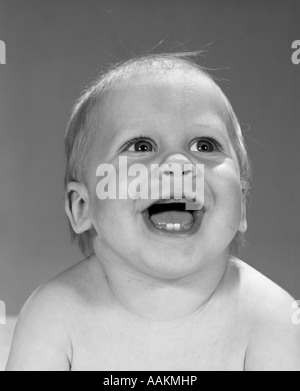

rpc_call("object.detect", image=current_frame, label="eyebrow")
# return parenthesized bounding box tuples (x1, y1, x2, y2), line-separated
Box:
(188, 119, 230, 142)
(110, 116, 230, 147)
(113, 120, 153, 135)
(109, 120, 158, 146)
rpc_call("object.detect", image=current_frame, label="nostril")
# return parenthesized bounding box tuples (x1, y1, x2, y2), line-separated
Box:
(163, 171, 174, 176)
(183, 168, 193, 176)
(159, 159, 196, 177)
(161, 167, 192, 176)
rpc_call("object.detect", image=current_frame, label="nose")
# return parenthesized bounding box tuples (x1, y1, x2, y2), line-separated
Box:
(160, 153, 195, 176)
(149, 153, 204, 210)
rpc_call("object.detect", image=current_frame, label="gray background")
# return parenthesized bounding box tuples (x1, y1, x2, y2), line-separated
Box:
(0, 0, 299, 315)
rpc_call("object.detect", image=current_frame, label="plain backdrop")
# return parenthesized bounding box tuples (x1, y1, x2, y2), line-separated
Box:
(0, 0, 299, 315)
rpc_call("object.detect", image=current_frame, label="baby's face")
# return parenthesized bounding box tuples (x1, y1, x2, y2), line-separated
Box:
(86, 69, 246, 278)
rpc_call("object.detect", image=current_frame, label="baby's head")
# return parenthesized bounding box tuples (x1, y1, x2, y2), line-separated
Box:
(64, 52, 251, 276)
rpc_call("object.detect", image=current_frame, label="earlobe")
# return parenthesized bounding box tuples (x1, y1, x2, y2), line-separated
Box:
(65, 182, 93, 234)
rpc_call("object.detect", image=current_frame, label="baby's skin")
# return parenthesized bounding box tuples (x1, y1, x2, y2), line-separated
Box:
(6, 67, 300, 371)
(6, 257, 300, 371)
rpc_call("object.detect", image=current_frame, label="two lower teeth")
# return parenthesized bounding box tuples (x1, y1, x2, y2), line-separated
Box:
(151, 221, 192, 231)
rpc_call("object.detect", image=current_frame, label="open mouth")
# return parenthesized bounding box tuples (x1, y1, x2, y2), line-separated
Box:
(142, 199, 205, 235)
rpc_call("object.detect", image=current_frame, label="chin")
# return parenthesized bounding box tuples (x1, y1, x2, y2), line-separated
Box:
(132, 247, 206, 280)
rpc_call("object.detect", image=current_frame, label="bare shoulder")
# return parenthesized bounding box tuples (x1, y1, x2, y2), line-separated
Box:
(17, 256, 101, 327)
(6, 256, 105, 371)
(231, 257, 300, 371)
(231, 257, 297, 317)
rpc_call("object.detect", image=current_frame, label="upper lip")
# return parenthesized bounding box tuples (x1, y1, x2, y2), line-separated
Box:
(141, 192, 204, 213)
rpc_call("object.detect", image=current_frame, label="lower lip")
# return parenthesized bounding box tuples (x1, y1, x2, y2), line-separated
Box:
(142, 209, 204, 238)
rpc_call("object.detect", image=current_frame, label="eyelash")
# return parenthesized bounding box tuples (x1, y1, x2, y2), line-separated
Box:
(189, 136, 223, 152)
(119, 136, 156, 152)
(119, 135, 223, 153)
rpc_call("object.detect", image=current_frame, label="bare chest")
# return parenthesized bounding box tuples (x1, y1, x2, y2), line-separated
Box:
(70, 310, 247, 371)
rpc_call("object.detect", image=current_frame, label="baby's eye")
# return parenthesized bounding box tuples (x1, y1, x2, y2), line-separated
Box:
(121, 137, 156, 153)
(189, 137, 222, 153)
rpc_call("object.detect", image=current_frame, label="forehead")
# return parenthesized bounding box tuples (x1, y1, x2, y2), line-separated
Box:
(99, 68, 227, 127)
(89, 68, 232, 165)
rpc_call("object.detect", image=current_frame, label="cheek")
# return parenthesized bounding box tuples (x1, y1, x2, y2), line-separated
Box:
(90, 194, 137, 238)
(209, 163, 242, 211)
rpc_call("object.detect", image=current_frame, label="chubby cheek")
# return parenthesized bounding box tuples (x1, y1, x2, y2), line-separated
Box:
(209, 163, 242, 227)
(90, 193, 137, 242)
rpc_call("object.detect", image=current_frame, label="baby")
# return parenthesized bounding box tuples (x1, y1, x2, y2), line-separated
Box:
(6, 53, 300, 371)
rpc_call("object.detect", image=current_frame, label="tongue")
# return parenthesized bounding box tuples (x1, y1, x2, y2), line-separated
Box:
(150, 211, 194, 225)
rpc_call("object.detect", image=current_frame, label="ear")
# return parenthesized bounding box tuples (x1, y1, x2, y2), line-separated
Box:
(65, 182, 93, 234)
(238, 182, 247, 233)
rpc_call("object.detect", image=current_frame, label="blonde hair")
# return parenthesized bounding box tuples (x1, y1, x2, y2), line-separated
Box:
(64, 52, 252, 256)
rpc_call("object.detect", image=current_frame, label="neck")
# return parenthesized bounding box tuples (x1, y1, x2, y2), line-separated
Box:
(98, 254, 229, 322)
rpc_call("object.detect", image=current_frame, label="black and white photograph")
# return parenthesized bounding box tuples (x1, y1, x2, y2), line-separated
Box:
(0, 0, 300, 373)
